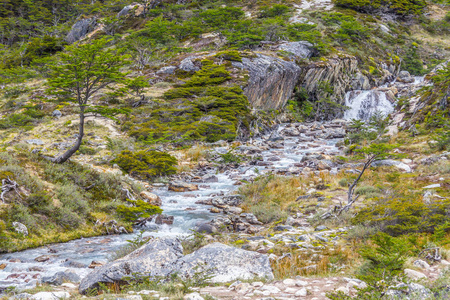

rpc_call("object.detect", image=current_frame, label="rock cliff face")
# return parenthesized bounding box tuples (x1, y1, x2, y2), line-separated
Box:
(298, 55, 358, 104)
(66, 18, 97, 44)
(232, 54, 301, 110)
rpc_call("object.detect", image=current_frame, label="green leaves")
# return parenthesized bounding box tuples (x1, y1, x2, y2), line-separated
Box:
(117, 199, 162, 222)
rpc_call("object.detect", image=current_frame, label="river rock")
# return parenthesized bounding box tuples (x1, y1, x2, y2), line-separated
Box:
(175, 243, 274, 282)
(212, 195, 243, 207)
(196, 223, 217, 234)
(240, 213, 263, 225)
(66, 18, 97, 44)
(34, 255, 50, 262)
(397, 70, 414, 83)
(154, 214, 174, 225)
(42, 271, 81, 285)
(140, 191, 162, 206)
(88, 260, 105, 268)
(168, 181, 199, 192)
(79, 238, 183, 294)
(277, 41, 316, 60)
(30, 292, 70, 300)
(201, 175, 219, 183)
(12, 222, 28, 236)
(232, 54, 301, 110)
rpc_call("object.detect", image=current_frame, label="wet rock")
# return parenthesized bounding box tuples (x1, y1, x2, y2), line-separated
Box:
(155, 214, 174, 225)
(42, 271, 81, 285)
(168, 181, 199, 192)
(277, 41, 316, 60)
(196, 223, 217, 234)
(212, 195, 243, 207)
(224, 206, 243, 215)
(175, 243, 274, 283)
(202, 175, 219, 183)
(0, 263, 6, 270)
(88, 260, 106, 269)
(397, 70, 414, 83)
(232, 54, 301, 110)
(28, 266, 44, 272)
(62, 260, 87, 268)
(140, 191, 162, 206)
(12, 222, 28, 236)
(30, 291, 70, 300)
(66, 18, 97, 44)
(79, 238, 183, 294)
(34, 255, 50, 262)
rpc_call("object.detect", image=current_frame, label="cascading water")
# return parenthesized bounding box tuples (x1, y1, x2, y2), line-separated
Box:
(343, 90, 395, 121)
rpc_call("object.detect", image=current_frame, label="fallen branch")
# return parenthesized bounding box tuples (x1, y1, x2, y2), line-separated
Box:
(1, 177, 22, 203)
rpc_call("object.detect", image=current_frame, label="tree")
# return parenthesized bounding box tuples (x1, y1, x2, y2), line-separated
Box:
(337, 143, 397, 214)
(47, 38, 128, 163)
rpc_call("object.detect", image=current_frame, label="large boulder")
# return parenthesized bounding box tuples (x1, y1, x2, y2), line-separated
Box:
(79, 238, 183, 294)
(372, 159, 411, 173)
(168, 181, 199, 192)
(66, 18, 97, 44)
(42, 271, 80, 285)
(117, 4, 145, 18)
(175, 243, 273, 283)
(232, 54, 301, 110)
(277, 41, 316, 60)
(140, 191, 162, 206)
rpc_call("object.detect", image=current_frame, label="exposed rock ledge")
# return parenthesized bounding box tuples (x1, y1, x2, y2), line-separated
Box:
(79, 238, 273, 294)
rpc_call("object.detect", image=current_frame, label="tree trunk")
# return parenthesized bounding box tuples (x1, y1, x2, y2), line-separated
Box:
(52, 110, 85, 164)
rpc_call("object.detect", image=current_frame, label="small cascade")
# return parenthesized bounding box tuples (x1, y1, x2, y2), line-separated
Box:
(344, 90, 395, 121)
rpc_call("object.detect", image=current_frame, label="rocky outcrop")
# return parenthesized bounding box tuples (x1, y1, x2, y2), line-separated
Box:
(297, 55, 358, 105)
(175, 243, 274, 283)
(277, 41, 316, 60)
(232, 54, 301, 110)
(79, 238, 183, 294)
(79, 238, 273, 294)
(117, 4, 145, 18)
(66, 18, 97, 44)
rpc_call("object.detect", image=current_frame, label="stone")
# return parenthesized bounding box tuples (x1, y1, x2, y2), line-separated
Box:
(295, 288, 308, 297)
(66, 18, 97, 44)
(179, 57, 200, 72)
(88, 260, 105, 268)
(156, 66, 177, 75)
(285, 287, 298, 293)
(224, 206, 243, 215)
(62, 259, 87, 268)
(140, 191, 162, 206)
(30, 292, 70, 300)
(79, 238, 183, 294)
(25, 139, 44, 146)
(175, 243, 274, 283)
(0, 263, 6, 270)
(315, 225, 327, 231)
(423, 184, 441, 189)
(404, 268, 427, 280)
(42, 271, 81, 285)
(282, 279, 297, 286)
(183, 293, 204, 300)
(61, 283, 77, 289)
(196, 223, 217, 234)
(154, 214, 174, 225)
(371, 159, 411, 173)
(12, 222, 28, 236)
(277, 41, 316, 60)
(260, 285, 281, 294)
(232, 54, 301, 110)
(52, 110, 62, 118)
(168, 181, 199, 192)
(212, 195, 243, 207)
(295, 280, 308, 286)
(240, 213, 263, 225)
(34, 255, 50, 262)
(413, 259, 430, 269)
(117, 4, 145, 18)
(273, 225, 294, 232)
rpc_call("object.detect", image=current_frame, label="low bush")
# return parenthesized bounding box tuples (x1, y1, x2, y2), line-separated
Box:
(113, 150, 177, 179)
(117, 199, 162, 222)
(333, 0, 427, 16)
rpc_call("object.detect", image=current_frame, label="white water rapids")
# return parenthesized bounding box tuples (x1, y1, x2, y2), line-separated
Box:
(0, 124, 343, 292)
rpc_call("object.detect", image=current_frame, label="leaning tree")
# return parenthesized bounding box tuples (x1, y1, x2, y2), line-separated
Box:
(47, 38, 128, 163)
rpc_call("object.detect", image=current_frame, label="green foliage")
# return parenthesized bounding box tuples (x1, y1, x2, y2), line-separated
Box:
(117, 199, 162, 222)
(126, 76, 150, 97)
(333, 0, 427, 16)
(113, 150, 177, 179)
(0, 107, 45, 130)
(258, 5, 290, 18)
(345, 113, 389, 145)
(402, 44, 425, 75)
(353, 195, 450, 236)
(127, 60, 251, 144)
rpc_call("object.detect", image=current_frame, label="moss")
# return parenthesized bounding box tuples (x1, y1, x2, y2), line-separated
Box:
(215, 50, 242, 62)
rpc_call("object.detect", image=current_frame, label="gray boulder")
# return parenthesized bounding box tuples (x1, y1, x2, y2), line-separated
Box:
(372, 159, 411, 173)
(212, 195, 243, 207)
(79, 238, 183, 294)
(175, 243, 274, 283)
(277, 41, 315, 60)
(66, 18, 97, 44)
(117, 4, 145, 18)
(12, 222, 28, 236)
(179, 57, 200, 72)
(42, 271, 80, 285)
(52, 110, 62, 118)
(26, 139, 44, 146)
(157, 66, 177, 75)
(232, 54, 301, 110)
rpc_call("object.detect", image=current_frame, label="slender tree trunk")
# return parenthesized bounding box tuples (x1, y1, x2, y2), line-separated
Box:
(53, 109, 85, 164)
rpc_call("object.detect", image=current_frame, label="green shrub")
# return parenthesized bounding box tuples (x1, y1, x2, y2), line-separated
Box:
(113, 150, 177, 179)
(333, 0, 426, 16)
(258, 5, 290, 18)
(117, 199, 162, 222)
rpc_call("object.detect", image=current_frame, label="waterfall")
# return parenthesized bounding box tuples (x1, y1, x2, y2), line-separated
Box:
(344, 90, 395, 121)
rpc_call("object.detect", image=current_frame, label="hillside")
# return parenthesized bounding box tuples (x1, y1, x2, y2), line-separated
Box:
(0, 0, 449, 299)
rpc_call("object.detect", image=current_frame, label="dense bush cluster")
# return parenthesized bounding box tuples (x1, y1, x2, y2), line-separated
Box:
(333, 0, 427, 16)
(125, 59, 252, 144)
(113, 150, 178, 179)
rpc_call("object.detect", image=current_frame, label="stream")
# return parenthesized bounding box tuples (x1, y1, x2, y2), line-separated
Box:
(0, 75, 425, 291)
